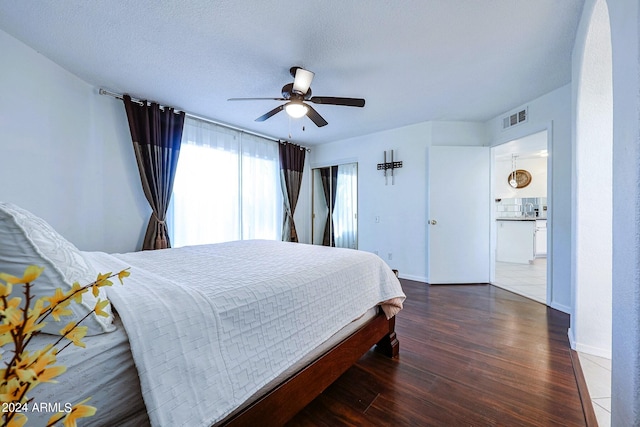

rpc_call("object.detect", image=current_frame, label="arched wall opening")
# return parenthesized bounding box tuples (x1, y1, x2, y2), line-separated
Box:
(571, 0, 613, 357)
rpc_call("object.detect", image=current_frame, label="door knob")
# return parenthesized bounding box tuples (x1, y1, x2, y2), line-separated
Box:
(429, 219, 437, 225)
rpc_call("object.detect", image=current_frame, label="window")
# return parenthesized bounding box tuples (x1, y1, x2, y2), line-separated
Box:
(169, 118, 282, 247)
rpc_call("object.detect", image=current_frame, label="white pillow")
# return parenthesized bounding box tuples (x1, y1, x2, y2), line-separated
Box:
(0, 202, 115, 336)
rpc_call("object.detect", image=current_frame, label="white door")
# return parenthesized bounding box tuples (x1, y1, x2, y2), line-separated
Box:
(427, 146, 491, 284)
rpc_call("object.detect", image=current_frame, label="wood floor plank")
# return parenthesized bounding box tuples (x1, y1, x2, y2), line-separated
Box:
(287, 280, 586, 427)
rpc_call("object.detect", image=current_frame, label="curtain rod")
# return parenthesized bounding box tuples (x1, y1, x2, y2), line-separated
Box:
(99, 88, 310, 151)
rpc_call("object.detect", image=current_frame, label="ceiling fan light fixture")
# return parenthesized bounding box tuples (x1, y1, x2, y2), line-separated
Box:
(285, 102, 308, 118)
(292, 68, 315, 94)
(229, 66, 364, 127)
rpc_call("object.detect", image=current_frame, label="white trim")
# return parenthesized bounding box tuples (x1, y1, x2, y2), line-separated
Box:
(489, 121, 554, 307)
(569, 327, 612, 358)
(568, 327, 576, 350)
(551, 301, 571, 315)
(310, 157, 359, 169)
(575, 343, 612, 360)
(398, 273, 428, 283)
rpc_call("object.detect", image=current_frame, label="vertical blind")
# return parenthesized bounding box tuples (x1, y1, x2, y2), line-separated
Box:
(168, 117, 282, 247)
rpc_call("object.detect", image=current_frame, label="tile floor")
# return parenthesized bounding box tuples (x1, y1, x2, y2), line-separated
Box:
(493, 258, 547, 304)
(493, 259, 612, 426)
(578, 352, 612, 427)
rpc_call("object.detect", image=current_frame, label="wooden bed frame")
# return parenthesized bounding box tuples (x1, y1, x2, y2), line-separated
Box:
(221, 309, 399, 426)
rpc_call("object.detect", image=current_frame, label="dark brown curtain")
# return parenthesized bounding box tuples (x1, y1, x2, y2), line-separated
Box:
(321, 166, 338, 246)
(279, 142, 306, 242)
(123, 95, 185, 250)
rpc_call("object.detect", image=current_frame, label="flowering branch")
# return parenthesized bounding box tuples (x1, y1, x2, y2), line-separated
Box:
(0, 266, 129, 427)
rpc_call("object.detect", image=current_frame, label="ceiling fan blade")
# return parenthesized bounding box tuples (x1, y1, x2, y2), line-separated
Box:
(255, 105, 284, 122)
(228, 97, 286, 101)
(309, 97, 365, 107)
(292, 67, 314, 95)
(305, 105, 328, 127)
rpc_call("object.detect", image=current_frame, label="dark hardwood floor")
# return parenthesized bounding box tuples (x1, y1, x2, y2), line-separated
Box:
(287, 279, 586, 426)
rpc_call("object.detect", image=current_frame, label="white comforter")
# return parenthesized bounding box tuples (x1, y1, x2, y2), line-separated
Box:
(87, 240, 405, 427)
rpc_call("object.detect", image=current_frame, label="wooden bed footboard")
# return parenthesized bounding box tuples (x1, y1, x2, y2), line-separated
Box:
(220, 310, 399, 427)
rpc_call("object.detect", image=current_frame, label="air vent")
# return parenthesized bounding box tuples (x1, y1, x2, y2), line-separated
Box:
(502, 107, 528, 130)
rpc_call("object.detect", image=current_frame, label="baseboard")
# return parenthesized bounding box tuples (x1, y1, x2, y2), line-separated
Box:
(574, 343, 612, 360)
(570, 350, 599, 427)
(550, 300, 571, 314)
(397, 273, 427, 283)
(568, 327, 577, 350)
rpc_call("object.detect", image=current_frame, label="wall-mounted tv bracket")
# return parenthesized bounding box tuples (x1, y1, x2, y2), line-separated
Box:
(377, 149, 403, 185)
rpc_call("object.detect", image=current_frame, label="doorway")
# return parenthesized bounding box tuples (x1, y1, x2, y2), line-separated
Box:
(491, 130, 549, 304)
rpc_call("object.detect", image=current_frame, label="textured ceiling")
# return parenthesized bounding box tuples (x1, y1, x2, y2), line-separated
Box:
(0, 0, 584, 145)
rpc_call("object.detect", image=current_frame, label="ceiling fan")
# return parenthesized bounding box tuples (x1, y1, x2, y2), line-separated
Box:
(228, 66, 365, 127)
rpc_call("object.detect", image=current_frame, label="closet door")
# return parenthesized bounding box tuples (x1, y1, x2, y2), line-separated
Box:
(312, 163, 358, 248)
(333, 163, 358, 249)
(312, 167, 330, 245)
(427, 146, 490, 284)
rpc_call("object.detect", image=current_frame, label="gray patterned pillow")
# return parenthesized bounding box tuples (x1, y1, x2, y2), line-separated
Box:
(0, 202, 114, 335)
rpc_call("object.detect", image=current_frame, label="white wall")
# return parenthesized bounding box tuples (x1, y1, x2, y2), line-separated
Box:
(571, 0, 613, 359)
(606, 0, 640, 425)
(486, 84, 573, 312)
(308, 121, 486, 282)
(0, 30, 148, 252)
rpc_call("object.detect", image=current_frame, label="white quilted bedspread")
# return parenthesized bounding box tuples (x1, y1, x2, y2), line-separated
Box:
(86, 240, 405, 427)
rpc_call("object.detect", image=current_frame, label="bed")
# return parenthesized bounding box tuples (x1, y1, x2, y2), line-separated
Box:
(0, 202, 405, 426)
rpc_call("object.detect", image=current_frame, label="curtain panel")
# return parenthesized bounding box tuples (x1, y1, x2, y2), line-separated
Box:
(123, 95, 185, 250)
(321, 167, 338, 246)
(279, 142, 306, 242)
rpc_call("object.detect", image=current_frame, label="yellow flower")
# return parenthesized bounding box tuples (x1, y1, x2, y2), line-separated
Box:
(0, 378, 22, 400)
(21, 312, 46, 337)
(0, 265, 44, 284)
(15, 367, 37, 383)
(46, 288, 67, 307)
(62, 398, 96, 427)
(67, 282, 86, 304)
(29, 298, 45, 318)
(117, 269, 130, 284)
(47, 412, 65, 427)
(14, 349, 39, 369)
(59, 323, 87, 348)
(0, 327, 13, 343)
(36, 364, 66, 383)
(46, 288, 73, 321)
(31, 345, 66, 383)
(50, 305, 73, 322)
(3, 297, 23, 326)
(92, 271, 114, 297)
(95, 272, 113, 287)
(94, 299, 110, 318)
(6, 413, 27, 427)
(0, 281, 12, 298)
